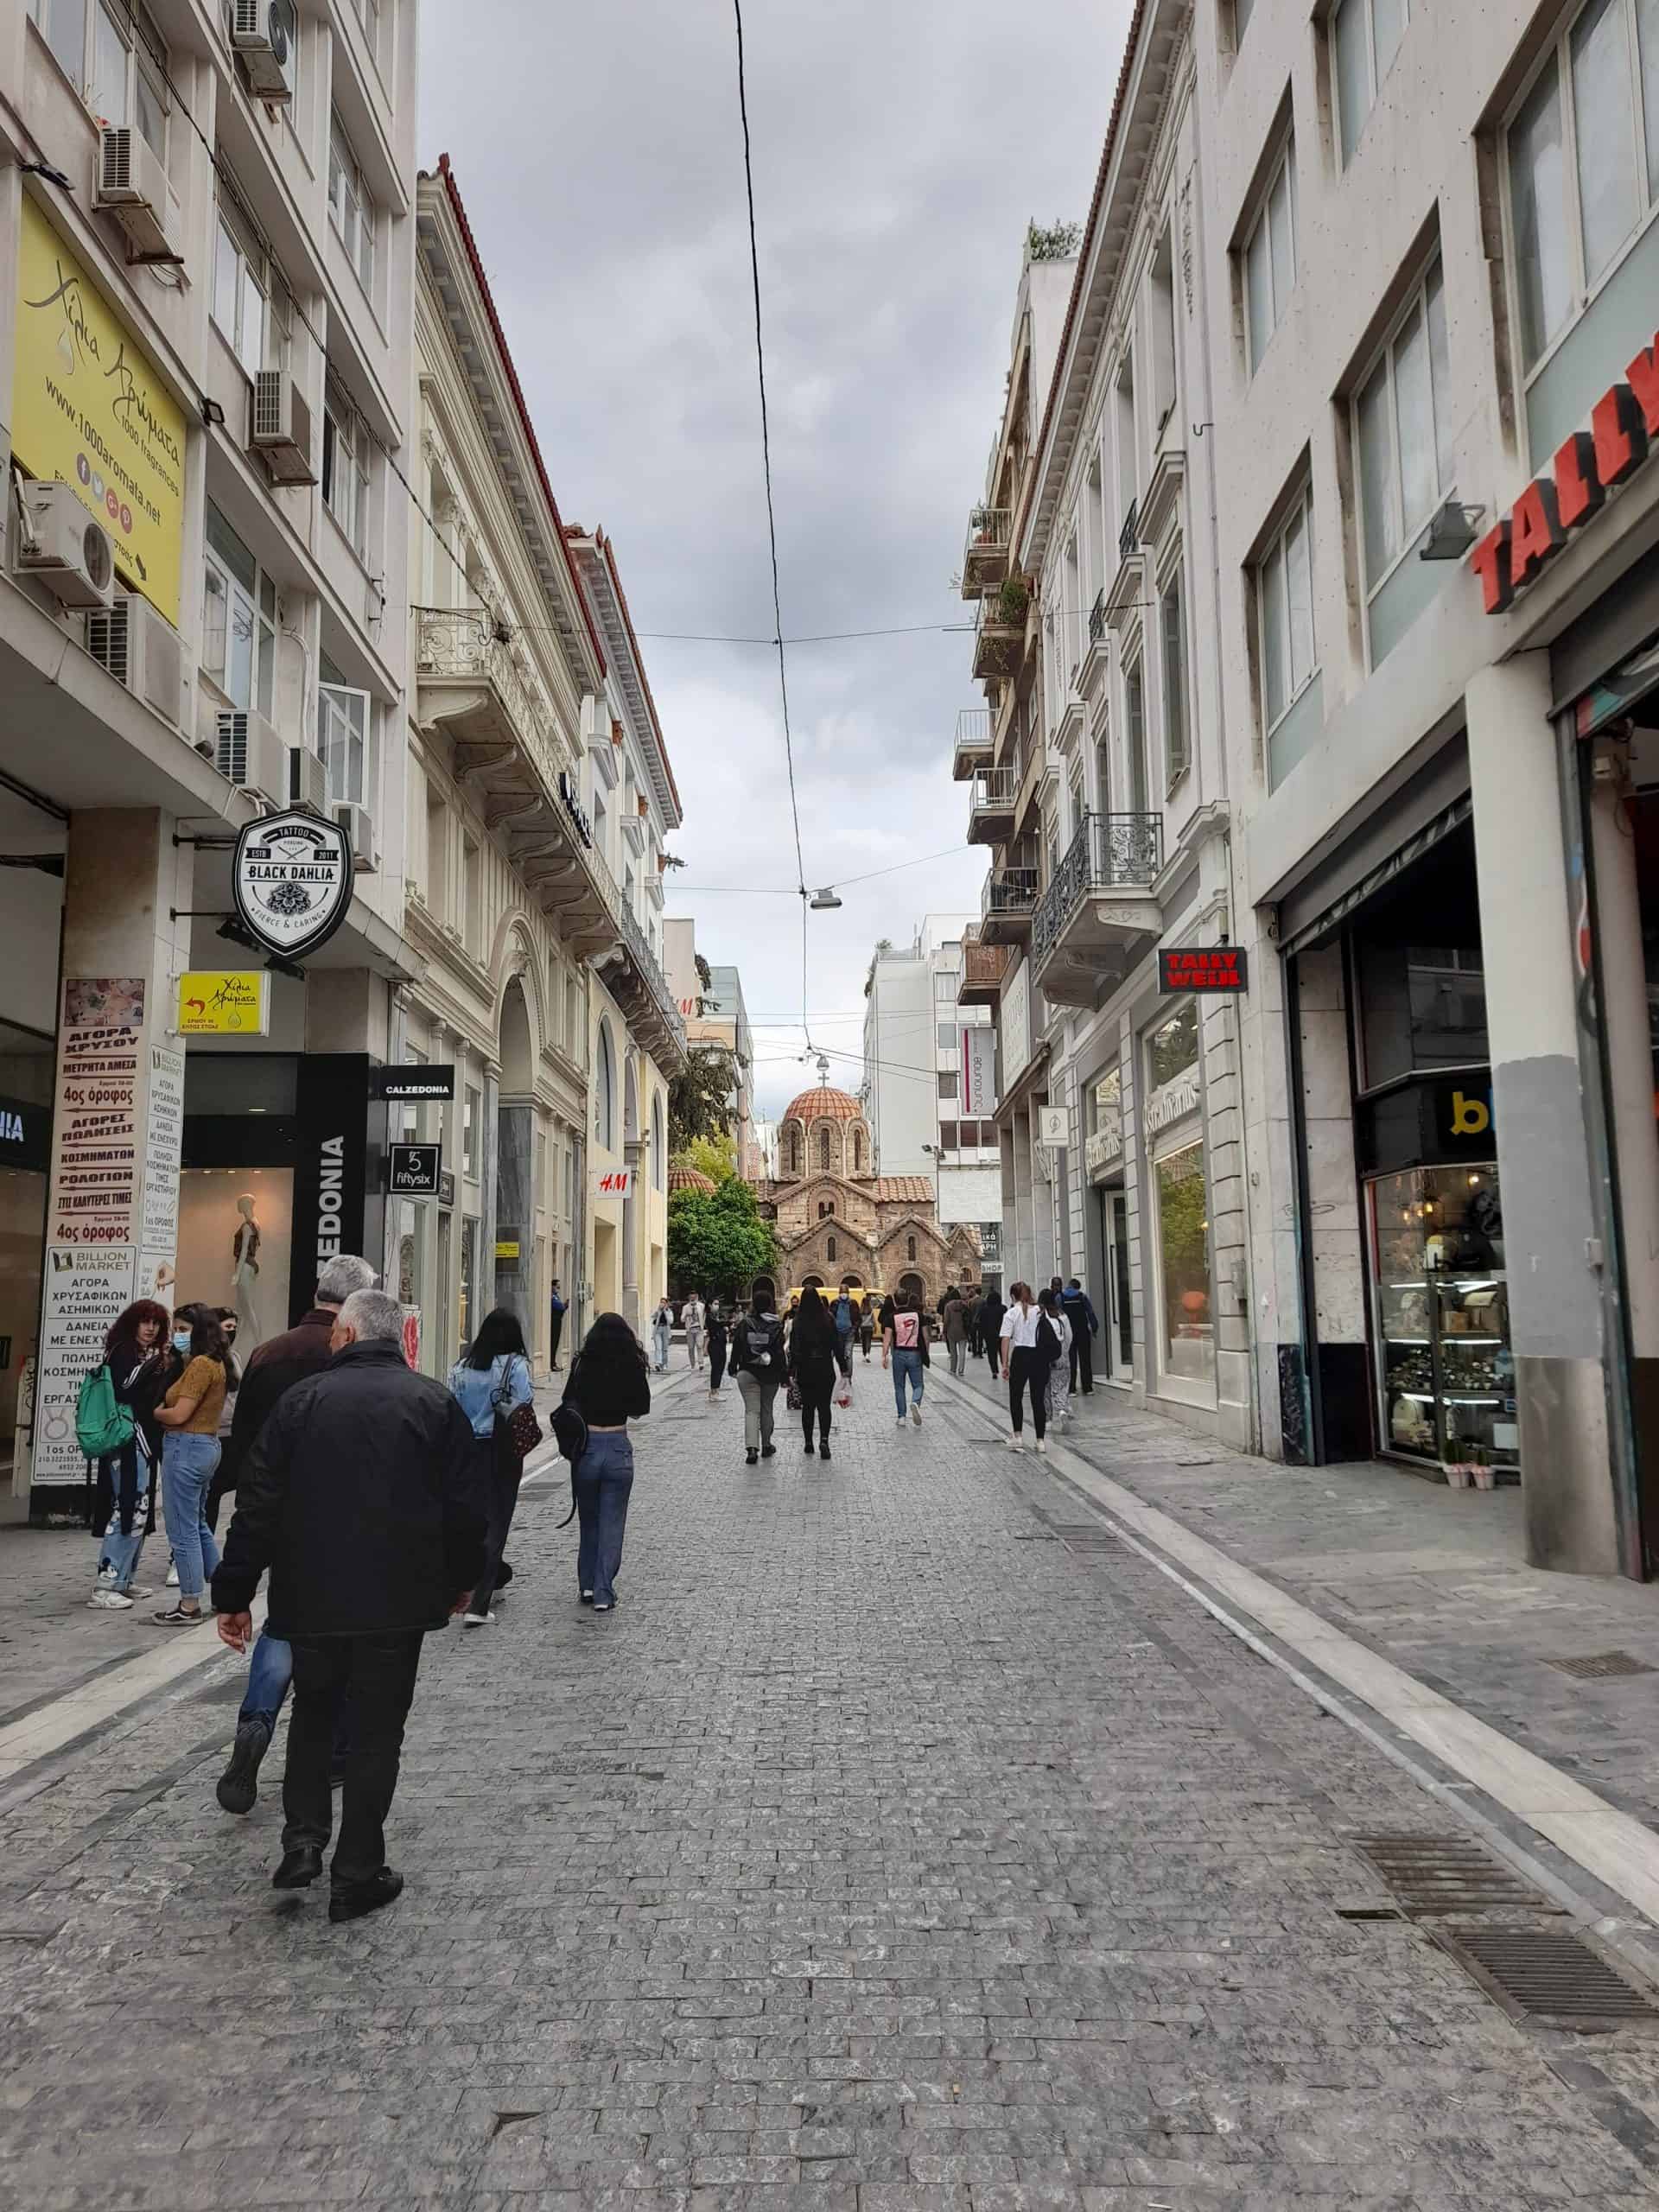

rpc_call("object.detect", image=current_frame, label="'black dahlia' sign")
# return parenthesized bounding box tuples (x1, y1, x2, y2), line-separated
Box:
(232, 809, 353, 961)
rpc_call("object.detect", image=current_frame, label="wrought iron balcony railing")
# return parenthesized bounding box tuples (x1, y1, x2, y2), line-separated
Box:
(1117, 499, 1139, 564)
(1032, 810, 1163, 969)
(1088, 589, 1106, 648)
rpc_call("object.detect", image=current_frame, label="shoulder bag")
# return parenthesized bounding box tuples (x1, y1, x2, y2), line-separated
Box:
(493, 1354, 544, 1460)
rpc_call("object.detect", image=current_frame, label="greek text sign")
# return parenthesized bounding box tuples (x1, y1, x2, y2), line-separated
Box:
(177, 971, 270, 1034)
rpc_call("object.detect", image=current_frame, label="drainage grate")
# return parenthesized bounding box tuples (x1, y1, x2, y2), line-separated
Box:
(1546, 1649, 1659, 1681)
(1350, 1834, 1552, 1917)
(1335, 1905, 1404, 1923)
(1433, 1926, 1659, 2031)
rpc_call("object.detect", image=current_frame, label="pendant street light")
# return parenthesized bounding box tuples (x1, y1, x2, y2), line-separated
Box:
(810, 887, 842, 910)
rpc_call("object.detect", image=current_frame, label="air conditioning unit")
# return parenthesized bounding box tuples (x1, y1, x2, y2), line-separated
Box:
(287, 744, 328, 814)
(93, 129, 180, 263)
(215, 709, 287, 804)
(230, 0, 295, 100)
(251, 371, 315, 486)
(334, 803, 378, 874)
(86, 592, 184, 725)
(17, 484, 114, 609)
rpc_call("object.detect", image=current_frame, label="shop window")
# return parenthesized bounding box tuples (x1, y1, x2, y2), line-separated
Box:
(1256, 484, 1318, 738)
(328, 111, 377, 299)
(322, 373, 372, 561)
(1508, 0, 1659, 375)
(1333, 0, 1409, 166)
(1243, 132, 1297, 374)
(1354, 258, 1452, 663)
(1153, 1141, 1214, 1395)
(1147, 999, 1199, 1090)
(1160, 567, 1191, 787)
(202, 503, 276, 720)
(1371, 1166, 1512, 1471)
(319, 653, 373, 810)
(32, 0, 169, 154)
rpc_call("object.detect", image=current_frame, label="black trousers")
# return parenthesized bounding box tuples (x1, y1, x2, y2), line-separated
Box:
(549, 1310, 564, 1367)
(470, 1427, 524, 1617)
(798, 1362, 836, 1445)
(1069, 1327, 1094, 1395)
(708, 1336, 728, 1390)
(283, 1630, 425, 1885)
(983, 1334, 1001, 1373)
(1008, 1347, 1047, 1439)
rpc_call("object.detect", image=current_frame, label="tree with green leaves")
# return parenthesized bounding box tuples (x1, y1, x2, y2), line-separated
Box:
(668, 1176, 777, 1300)
(674, 1131, 737, 1185)
(669, 1044, 739, 1149)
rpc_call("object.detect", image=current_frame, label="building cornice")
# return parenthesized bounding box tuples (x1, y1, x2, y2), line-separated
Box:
(564, 528, 683, 830)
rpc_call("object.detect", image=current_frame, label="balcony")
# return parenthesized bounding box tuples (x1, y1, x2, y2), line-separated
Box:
(1031, 810, 1164, 1007)
(961, 505, 1012, 597)
(595, 900, 689, 1071)
(953, 707, 993, 779)
(980, 865, 1039, 944)
(967, 766, 1017, 844)
(972, 586, 1027, 682)
(1117, 499, 1140, 563)
(958, 931, 1010, 1006)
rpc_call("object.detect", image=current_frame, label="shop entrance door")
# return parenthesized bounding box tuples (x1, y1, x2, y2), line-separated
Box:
(1369, 1162, 1516, 1476)
(1100, 1184, 1133, 1384)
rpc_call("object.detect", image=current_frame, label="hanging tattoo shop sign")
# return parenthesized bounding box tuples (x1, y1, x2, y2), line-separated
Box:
(232, 809, 353, 960)
(1473, 335, 1659, 613)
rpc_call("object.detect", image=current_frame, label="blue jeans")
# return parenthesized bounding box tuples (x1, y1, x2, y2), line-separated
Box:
(161, 1433, 222, 1601)
(99, 1456, 151, 1592)
(575, 1431, 634, 1605)
(892, 1348, 925, 1415)
(240, 1631, 293, 1734)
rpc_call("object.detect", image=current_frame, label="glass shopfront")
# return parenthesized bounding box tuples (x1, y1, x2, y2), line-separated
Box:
(1370, 1163, 1514, 1473)
(1084, 1059, 1133, 1385)
(1143, 1001, 1214, 1402)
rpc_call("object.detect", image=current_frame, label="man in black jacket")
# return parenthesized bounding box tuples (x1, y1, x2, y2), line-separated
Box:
(213, 1288, 485, 1923)
(1060, 1278, 1099, 1396)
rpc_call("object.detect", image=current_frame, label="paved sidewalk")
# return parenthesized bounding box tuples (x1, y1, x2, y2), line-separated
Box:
(2, 1358, 1659, 2204)
(947, 1356, 1659, 1833)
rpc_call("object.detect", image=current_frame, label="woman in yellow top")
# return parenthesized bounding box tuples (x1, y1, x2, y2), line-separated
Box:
(150, 1303, 232, 1626)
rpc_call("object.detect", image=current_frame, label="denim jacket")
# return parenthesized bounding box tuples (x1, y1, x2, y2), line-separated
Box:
(448, 1352, 532, 1440)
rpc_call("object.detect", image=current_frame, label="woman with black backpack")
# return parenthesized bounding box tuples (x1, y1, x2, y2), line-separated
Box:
(731, 1292, 784, 1465)
(560, 1312, 651, 1611)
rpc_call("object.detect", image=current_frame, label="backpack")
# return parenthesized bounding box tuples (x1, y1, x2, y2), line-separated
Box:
(77, 1363, 134, 1460)
(1036, 1313, 1063, 1366)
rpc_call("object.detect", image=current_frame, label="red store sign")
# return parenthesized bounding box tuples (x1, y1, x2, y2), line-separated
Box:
(1473, 334, 1659, 613)
(1160, 946, 1248, 994)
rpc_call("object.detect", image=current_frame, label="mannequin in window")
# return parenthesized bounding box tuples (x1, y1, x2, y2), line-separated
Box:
(232, 1193, 261, 1341)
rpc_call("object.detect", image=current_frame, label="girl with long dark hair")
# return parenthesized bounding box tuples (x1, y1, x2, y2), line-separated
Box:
(448, 1306, 535, 1625)
(562, 1311, 650, 1611)
(89, 1300, 175, 1611)
(151, 1302, 233, 1624)
(789, 1286, 839, 1460)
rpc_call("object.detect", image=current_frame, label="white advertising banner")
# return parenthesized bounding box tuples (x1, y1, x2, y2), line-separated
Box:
(139, 1043, 184, 1302)
(961, 1025, 996, 1118)
(1001, 962, 1031, 1092)
(34, 1247, 137, 1483)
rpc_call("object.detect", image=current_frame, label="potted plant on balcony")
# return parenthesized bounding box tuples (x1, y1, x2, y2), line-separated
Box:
(969, 502, 995, 544)
(997, 574, 1030, 628)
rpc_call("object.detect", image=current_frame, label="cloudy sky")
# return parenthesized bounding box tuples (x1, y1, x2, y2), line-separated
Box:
(419, 1, 1128, 1117)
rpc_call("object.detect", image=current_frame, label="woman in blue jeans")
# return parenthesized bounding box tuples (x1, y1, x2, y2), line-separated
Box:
(562, 1313, 651, 1612)
(151, 1304, 232, 1624)
(881, 1288, 930, 1426)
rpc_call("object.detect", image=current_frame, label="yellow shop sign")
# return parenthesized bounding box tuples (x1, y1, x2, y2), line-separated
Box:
(177, 972, 270, 1035)
(15, 196, 187, 623)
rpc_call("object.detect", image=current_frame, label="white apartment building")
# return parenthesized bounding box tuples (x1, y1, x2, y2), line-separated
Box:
(1, 0, 422, 1515)
(405, 159, 683, 1366)
(863, 918, 1001, 1274)
(965, 0, 1659, 1573)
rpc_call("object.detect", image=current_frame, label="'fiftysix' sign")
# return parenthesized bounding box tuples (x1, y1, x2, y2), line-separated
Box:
(1473, 330, 1659, 613)
(232, 808, 353, 960)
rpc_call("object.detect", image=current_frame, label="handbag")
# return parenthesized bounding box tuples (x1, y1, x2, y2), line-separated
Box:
(836, 1363, 853, 1411)
(785, 1373, 803, 1412)
(493, 1356, 544, 1460)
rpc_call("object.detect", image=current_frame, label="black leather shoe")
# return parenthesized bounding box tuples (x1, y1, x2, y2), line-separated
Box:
(217, 1719, 270, 1816)
(760, 1444, 776, 1458)
(819, 1441, 831, 1459)
(745, 1448, 758, 1465)
(329, 1868, 404, 1923)
(272, 1845, 323, 1889)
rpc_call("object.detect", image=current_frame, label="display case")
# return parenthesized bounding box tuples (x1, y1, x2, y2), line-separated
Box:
(1369, 1164, 1517, 1478)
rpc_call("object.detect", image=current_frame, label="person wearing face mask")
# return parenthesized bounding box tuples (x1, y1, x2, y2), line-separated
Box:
(87, 1300, 175, 1610)
(213, 1288, 484, 1923)
(149, 1305, 232, 1625)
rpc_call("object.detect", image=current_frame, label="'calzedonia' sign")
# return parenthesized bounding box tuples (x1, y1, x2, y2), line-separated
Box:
(1473, 334, 1659, 613)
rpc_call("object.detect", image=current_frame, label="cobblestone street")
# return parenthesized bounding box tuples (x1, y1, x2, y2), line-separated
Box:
(4, 1364, 1659, 2209)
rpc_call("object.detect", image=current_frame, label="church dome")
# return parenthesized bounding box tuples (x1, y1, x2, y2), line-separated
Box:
(783, 1084, 862, 1125)
(668, 1164, 716, 1195)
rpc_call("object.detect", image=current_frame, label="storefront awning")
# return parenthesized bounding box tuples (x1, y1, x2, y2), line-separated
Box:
(1279, 797, 1471, 963)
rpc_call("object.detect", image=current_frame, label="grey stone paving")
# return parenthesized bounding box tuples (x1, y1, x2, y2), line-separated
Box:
(2, 1363, 1658, 2207)
(948, 1359, 1659, 1833)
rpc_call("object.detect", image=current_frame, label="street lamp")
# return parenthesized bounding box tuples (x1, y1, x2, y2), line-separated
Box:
(810, 887, 842, 910)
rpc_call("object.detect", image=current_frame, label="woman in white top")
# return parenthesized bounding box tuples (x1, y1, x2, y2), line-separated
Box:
(999, 1281, 1054, 1453)
(1039, 1285, 1073, 1432)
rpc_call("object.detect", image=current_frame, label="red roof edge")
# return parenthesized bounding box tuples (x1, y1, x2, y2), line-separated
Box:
(432, 156, 606, 681)
(595, 528, 683, 824)
(1012, 0, 1147, 563)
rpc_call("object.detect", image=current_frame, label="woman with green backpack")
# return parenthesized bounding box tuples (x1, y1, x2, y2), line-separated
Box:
(86, 1300, 175, 1611)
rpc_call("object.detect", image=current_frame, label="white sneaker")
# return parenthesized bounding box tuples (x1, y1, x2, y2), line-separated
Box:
(1007, 1434, 1027, 1452)
(1034, 1437, 1048, 1455)
(910, 1404, 923, 1427)
(89, 1587, 133, 1610)
(896, 1416, 906, 1427)
(462, 1611, 496, 1626)
(165, 1562, 179, 1588)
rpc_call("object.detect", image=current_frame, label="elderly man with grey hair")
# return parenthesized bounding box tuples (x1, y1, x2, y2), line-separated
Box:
(214, 1287, 484, 1923)
(211, 1254, 381, 1818)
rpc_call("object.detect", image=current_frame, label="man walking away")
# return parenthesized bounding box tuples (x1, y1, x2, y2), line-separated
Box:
(705, 1298, 728, 1401)
(944, 1286, 970, 1378)
(978, 1284, 1006, 1376)
(1061, 1277, 1098, 1395)
(830, 1287, 856, 1377)
(213, 1290, 483, 1923)
(213, 1254, 378, 1815)
(549, 1279, 568, 1371)
(683, 1293, 705, 1370)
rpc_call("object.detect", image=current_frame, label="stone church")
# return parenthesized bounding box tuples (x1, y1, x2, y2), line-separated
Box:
(753, 1081, 982, 1308)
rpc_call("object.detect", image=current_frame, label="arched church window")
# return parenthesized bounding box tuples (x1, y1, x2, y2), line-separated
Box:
(907, 1234, 918, 1262)
(819, 1128, 830, 1170)
(827, 1236, 837, 1262)
(852, 1128, 863, 1171)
